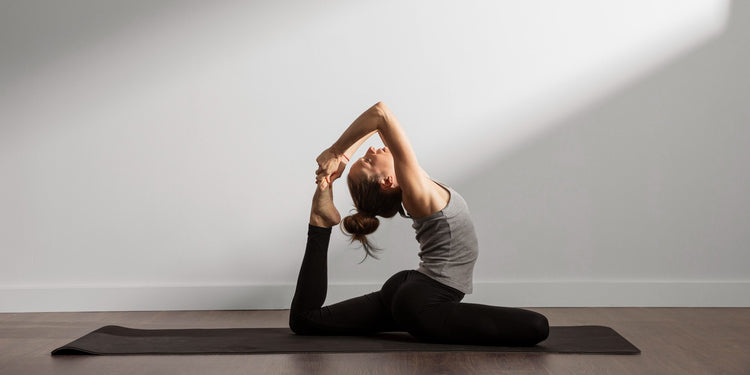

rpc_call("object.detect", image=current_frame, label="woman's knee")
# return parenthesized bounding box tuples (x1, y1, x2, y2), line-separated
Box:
(288, 311, 313, 335)
(524, 311, 550, 345)
(288, 310, 328, 336)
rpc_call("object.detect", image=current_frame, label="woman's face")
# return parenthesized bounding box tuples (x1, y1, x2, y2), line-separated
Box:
(349, 146, 395, 183)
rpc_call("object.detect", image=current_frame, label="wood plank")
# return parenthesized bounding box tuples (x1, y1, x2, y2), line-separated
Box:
(0, 308, 748, 375)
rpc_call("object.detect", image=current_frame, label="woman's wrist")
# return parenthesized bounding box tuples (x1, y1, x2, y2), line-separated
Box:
(330, 144, 348, 163)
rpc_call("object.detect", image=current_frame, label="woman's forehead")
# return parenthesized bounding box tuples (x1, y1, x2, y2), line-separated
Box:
(349, 163, 370, 179)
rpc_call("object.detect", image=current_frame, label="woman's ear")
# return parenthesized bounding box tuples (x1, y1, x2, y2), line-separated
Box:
(380, 175, 398, 191)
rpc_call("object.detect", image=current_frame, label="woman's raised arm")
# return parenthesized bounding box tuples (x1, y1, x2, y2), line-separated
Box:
(366, 102, 430, 204)
(315, 104, 382, 188)
(317, 102, 429, 199)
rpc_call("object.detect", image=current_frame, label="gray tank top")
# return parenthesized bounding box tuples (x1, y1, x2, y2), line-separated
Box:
(409, 181, 479, 294)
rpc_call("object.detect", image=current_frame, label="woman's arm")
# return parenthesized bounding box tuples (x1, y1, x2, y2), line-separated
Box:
(365, 102, 431, 203)
(315, 107, 381, 188)
(315, 129, 377, 189)
(322, 102, 433, 213)
(341, 129, 378, 161)
(329, 105, 382, 158)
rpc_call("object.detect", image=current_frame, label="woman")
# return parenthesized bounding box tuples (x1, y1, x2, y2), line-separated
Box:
(290, 102, 549, 346)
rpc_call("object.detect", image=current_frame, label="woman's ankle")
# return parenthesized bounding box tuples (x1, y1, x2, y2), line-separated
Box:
(309, 212, 339, 228)
(310, 185, 341, 227)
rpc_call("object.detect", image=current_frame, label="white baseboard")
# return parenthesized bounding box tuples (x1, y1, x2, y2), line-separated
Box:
(1, 280, 748, 312)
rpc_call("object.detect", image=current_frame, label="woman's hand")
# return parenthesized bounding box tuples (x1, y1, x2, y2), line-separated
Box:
(315, 146, 346, 189)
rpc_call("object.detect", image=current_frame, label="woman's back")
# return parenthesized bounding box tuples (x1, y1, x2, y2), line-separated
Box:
(410, 181, 479, 294)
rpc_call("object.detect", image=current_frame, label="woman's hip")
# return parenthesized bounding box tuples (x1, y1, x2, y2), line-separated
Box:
(380, 269, 464, 307)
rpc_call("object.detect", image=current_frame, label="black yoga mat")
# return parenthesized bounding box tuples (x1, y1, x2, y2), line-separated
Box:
(51, 325, 640, 355)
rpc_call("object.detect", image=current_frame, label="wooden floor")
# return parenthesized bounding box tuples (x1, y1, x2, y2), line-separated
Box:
(0, 307, 748, 375)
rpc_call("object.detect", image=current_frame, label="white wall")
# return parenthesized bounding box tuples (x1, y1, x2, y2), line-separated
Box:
(1, 0, 747, 312)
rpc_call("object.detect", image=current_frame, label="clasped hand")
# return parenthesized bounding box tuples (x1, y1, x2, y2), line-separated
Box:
(315, 146, 346, 190)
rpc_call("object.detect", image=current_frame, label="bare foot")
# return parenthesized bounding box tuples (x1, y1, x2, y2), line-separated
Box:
(310, 184, 341, 228)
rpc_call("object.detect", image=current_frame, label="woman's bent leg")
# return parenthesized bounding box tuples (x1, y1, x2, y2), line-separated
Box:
(389, 272, 549, 346)
(289, 225, 399, 335)
(438, 303, 549, 346)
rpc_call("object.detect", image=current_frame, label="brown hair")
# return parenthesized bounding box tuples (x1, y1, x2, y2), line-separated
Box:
(342, 173, 404, 261)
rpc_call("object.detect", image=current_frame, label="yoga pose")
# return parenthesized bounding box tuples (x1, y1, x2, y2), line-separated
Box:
(290, 102, 549, 346)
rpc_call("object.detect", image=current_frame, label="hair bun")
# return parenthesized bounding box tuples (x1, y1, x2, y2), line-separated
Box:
(342, 212, 379, 238)
(342, 212, 381, 261)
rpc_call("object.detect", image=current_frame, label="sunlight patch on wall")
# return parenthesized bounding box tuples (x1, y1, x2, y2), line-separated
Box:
(416, 0, 732, 180)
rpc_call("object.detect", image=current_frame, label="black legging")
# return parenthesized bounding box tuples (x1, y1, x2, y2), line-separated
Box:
(289, 225, 550, 346)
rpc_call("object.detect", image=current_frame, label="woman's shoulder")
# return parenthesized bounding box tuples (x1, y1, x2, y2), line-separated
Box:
(402, 178, 451, 219)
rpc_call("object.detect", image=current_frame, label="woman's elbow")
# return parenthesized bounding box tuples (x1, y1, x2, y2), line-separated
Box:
(370, 101, 392, 128)
(372, 101, 389, 116)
